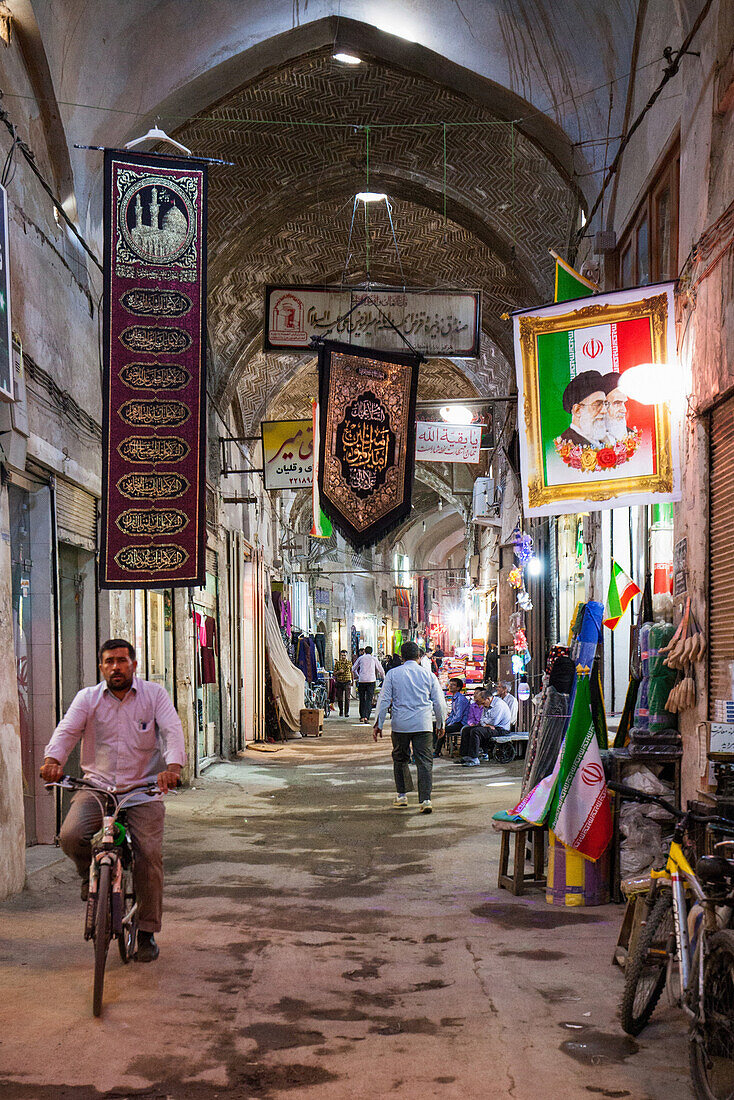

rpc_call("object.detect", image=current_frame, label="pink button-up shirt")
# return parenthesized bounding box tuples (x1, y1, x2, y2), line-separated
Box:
(45, 677, 186, 803)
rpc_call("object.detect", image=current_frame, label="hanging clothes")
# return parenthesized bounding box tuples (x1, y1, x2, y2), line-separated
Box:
(314, 632, 326, 666)
(200, 615, 218, 685)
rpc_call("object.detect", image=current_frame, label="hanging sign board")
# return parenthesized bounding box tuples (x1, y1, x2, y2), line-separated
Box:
(317, 340, 421, 549)
(265, 285, 480, 358)
(100, 150, 207, 588)
(415, 421, 481, 463)
(513, 283, 680, 518)
(262, 418, 313, 490)
(0, 184, 13, 402)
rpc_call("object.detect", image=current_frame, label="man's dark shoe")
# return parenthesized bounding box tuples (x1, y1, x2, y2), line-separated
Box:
(80, 879, 89, 902)
(136, 933, 159, 963)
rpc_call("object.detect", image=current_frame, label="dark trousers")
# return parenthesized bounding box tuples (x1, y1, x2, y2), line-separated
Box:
(459, 724, 500, 759)
(59, 791, 166, 933)
(392, 731, 433, 803)
(335, 681, 351, 716)
(434, 720, 462, 755)
(357, 681, 376, 719)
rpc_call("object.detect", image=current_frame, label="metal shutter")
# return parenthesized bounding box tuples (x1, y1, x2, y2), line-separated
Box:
(709, 396, 734, 717)
(206, 547, 218, 577)
(55, 479, 96, 551)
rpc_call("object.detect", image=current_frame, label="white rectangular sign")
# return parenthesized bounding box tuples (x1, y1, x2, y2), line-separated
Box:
(264, 285, 480, 358)
(415, 421, 481, 463)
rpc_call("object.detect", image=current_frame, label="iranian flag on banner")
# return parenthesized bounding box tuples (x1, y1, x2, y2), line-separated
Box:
(547, 672, 612, 861)
(310, 399, 333, 538)
(538, 315, 657, 482)
(604, 560, 640, 630)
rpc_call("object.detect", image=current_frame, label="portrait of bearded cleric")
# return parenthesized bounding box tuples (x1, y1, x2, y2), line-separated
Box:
(558, 371, 608, 448)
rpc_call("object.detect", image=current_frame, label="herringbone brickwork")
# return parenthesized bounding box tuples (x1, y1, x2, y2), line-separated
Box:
(174, 49, 575, 419)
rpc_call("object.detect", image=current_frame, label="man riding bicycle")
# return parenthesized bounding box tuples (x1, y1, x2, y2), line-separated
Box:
(39, 639, 185, 963)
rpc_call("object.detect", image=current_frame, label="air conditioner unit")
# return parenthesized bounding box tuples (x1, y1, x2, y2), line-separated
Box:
(473, 477, 501, 527)
(293, 534, 309, 555)
(469, 554, 480, 582)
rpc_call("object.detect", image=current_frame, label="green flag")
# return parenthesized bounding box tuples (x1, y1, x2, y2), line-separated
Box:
(552, 251, 599, 303)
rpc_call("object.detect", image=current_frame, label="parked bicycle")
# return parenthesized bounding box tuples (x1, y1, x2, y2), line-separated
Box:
(45, 775, 161, 1017)
(305, 681, 329, 712)
(610, 781, 734, 1099)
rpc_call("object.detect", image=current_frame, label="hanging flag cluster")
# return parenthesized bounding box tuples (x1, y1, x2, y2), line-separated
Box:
(603, 560, 640, 630)
(509, 526, 535, 674)
(100, 150, 207, 588)
(514, 667, 612, 861)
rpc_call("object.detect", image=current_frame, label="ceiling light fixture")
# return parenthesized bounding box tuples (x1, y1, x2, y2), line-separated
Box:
(355, 191, 388, 203)
(439, 405, 474, 424)
(333, 52, 362, 65)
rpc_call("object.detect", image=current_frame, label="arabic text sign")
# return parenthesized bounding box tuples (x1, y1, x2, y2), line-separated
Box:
(265, 285, 480, 358)
(415, 421, 481, 463)
(262, 419, 313, 490)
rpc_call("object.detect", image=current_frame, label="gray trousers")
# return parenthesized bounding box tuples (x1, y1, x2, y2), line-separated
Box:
(59, 791, 166, 933)
(391, 731, 434, 803)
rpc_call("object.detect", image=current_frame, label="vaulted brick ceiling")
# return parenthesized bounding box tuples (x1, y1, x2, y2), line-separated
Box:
(174, 47, 579, 427)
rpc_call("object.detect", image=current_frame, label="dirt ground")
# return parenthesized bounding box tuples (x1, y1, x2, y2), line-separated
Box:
(0, 719, 691, 1099)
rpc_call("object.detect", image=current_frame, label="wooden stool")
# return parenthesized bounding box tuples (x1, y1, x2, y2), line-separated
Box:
(492, 820, 547, 896)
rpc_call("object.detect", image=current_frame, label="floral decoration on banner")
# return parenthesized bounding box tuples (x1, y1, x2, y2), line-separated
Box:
(508, 566, 523, 588)
(553, 428, 642, 472)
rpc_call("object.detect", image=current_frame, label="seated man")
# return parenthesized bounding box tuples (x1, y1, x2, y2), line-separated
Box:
(434, 677, 470, 756)
(459, 688, 511, 766)
(495, 681, 519, 728)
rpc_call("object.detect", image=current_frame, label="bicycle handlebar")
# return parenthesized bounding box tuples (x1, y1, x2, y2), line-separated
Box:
(44, 776, 160, 796)
(607, 780, 734, 834)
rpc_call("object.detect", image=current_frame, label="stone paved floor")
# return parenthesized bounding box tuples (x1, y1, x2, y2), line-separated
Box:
(0, 718, 691, 1099)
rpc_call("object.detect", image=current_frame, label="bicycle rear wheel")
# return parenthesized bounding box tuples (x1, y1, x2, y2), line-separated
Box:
(620, 890, 674, 1036)
(689, 928, 734, 1100)
(93, 862, 112, 1017)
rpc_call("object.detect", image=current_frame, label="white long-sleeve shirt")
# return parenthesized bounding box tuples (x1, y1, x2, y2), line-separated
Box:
(45, 677, 186, 804)
(376, 660, 447, 733)
(352, 654, 385, 683)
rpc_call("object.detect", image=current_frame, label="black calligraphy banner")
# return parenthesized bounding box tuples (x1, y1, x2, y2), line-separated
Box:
(317, 341, 421, 549)
(100, 150, 207, 588)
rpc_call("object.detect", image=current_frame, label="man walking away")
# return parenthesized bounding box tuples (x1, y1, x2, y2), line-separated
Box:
(39, 639, 184, 962)
(374, 641, 446, 813)
(333, 649, 353, 717)
(495, 681, 518, 728)
(353, 645, 385, 724)
(435, 677, 470, 756)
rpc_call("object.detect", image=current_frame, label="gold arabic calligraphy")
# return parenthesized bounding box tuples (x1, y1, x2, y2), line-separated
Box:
(119, 325, 192, 355)
(116, 509, 189, 537)
(117, 472, 189, 500)
(117, 436, 190, 464)
(119, 399, 190, 427)
(119, 363, 191, 390)
(115, 544, 189, 573)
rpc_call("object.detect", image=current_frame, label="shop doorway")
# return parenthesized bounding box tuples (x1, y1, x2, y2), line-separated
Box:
(9, 477, 55, 845)
(193, 564, 221, 765)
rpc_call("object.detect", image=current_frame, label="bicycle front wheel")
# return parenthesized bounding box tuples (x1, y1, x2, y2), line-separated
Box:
(689, 928, 734, 1100)
(620, 890, 674, 1036)
(93, 862, 112, 1017)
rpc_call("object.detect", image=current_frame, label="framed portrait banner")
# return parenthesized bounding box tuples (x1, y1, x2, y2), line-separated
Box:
(100, 150, 207, 588)
(261, 418, 313, 490)
(513, 283, 680, 517)
(317, 340, 421, 549)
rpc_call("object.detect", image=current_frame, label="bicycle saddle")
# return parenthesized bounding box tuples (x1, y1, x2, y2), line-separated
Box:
(696, 855, 734, 882)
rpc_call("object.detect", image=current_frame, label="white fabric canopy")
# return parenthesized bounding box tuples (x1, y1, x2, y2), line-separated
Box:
(265, 599, 305, 731)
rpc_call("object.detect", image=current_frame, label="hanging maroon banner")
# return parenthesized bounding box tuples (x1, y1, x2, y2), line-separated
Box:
(317, 341, 421, 549)
(100, 150, 207, 588)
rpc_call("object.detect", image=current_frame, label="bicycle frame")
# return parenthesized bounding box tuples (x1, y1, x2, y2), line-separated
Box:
(650, 839, 706, 999)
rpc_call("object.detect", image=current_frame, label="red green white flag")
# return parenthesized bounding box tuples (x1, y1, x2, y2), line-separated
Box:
(603, 560, 640, 630)
(552, 250, 599, 303)
(310, 399, 333, 539)
(547, 671, 612, 860)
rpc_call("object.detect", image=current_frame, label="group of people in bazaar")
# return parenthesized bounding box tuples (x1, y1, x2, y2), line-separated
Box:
(332, 641, 519, 765)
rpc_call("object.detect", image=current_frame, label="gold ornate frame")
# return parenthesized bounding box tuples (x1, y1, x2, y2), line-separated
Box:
(517, 292, 674, 509)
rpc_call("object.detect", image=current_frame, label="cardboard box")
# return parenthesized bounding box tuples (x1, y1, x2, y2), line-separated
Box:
(300, 708, 324, 736)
